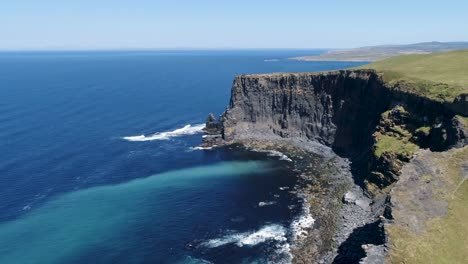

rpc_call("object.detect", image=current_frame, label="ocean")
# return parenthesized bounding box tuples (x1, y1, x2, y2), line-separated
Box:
(0, 50, 366, 264)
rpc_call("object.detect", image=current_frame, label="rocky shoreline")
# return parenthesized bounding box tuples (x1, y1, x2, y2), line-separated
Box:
(201, 67, 466, 263)
(201, 125, 387, 263)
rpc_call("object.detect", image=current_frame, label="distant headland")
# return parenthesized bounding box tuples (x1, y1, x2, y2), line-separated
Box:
(290, 41, 468, 62)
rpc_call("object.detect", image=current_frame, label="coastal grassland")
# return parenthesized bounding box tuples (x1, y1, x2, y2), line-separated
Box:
(373, 106, 419, 159)
(373, 134, 419, 159)
(355, 50, 468, 102)
(456, 115, 468, 127)
(387, 147, 468, 264)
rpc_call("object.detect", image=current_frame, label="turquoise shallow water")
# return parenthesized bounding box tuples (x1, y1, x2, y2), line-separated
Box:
(0, 50, 367, 263)
(0, 162, 271, 264)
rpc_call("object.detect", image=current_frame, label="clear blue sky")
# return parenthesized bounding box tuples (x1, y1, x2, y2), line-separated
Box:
(1, 0, 467, 50)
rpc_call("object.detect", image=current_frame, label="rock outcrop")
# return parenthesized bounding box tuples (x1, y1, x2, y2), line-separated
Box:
(218, 70, 467, 191)
(386, 146, 468, 263)
(221, 70, 389, 155)
(209, 69, 467, 263)
(204, 113, 222, 132)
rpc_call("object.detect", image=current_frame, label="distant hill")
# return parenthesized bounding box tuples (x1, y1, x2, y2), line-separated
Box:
(355, 49, 468, 101)
(291, 41, 468, 62)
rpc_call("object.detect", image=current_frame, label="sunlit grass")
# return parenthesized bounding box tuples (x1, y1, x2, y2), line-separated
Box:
(355, 50, 468, 102)
(387, 148, 468, 264)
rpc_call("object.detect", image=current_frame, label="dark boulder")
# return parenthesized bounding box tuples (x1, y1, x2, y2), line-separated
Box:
(204, 113, 221, 133)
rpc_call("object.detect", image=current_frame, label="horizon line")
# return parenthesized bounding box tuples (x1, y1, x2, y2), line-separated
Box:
(0, 47, 334, 52)
(1, 40, 467, 53)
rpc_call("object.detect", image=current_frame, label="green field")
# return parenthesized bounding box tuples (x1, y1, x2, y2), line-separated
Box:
(355, 50, 468, 102)
(387, 147, 468, 264)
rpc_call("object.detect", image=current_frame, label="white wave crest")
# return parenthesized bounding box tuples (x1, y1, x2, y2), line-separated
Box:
(290, 200, 315, 241)
(190, 146, 214, 151)
(202, 224, 287, 248)
(275, 242, 293, 264)
(252, 149, 293, 162)
(123, 124, 205, 142)
(258, 201, 277, 207)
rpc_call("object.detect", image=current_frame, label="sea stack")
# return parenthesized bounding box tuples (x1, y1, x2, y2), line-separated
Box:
(202, 113, 224, 147)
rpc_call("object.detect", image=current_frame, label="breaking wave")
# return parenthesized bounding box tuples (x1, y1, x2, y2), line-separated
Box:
(190, 146, 214, 151)
(290, 199, 315, 241)
(258, 201, 277, 207)
(251, 149, 293, 162)
(202, 224, 287, 248)
(123, 124, 205, 142)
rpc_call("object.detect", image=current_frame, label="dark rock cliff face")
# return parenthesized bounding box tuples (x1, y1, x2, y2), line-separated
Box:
(449, 93, 468, 116)
(212, 70, 467, 263)
(219, 70, 467, 190)
(222, 70, 390, 155)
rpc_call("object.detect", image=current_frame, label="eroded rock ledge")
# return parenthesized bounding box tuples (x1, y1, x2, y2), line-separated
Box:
(217, 70, 466, 190)
(204, 69, 467, 263)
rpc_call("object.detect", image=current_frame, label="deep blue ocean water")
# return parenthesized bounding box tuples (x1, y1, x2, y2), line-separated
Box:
(0, 50, 366, 264)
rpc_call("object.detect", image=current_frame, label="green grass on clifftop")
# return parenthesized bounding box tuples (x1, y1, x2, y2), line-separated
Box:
(355, 50, 468, 102)
(456, 115, 468, 127)
(374, 134, 419, 159)
(387, 147, 468, 264)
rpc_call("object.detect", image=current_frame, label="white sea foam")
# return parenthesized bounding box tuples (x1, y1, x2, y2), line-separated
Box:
(258, 201, 277, 207)
(266, 150, 293, 161)
(190, 146, 214, 151)
(252, 149, 293, 162)
(202, 224, 295, 263)
(274, 242, 294, 264)
(290, 200, 315, 241)
(202, 224, 287, 248)
(123, 124, 205, 142)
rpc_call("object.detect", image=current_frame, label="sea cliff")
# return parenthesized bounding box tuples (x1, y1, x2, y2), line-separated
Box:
(206, 65, 467, 263)
(220, 70, 466, 189)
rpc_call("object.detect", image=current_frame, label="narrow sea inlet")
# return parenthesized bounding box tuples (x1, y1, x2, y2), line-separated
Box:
(0, 51, 367, 263)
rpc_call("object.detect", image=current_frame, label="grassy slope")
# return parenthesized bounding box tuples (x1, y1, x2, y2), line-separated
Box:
(355, 50, 468, 263)
(374, 134, 419, 158)
(387, 147, 468, 264)
(292, 42, 468, 62)
(355, 49, 468, 102)
(456, 115, 468, 127)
